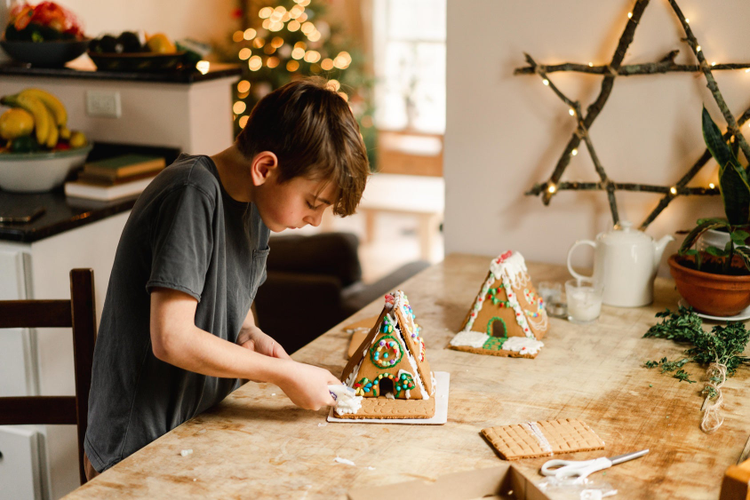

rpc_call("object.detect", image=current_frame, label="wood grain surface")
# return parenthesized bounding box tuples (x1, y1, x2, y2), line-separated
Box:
(63, 254, 750, 499)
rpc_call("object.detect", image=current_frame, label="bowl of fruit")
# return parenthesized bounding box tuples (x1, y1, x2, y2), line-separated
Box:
(0, 88, 91, 193)
(87, 31, 188, 72)
(0, 1, 89, 67)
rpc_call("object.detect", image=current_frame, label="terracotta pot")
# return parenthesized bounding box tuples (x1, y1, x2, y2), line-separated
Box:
(667, 254, 750, 316)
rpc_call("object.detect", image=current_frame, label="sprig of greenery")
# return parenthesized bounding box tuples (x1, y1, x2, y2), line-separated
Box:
(643, 305, 750, 391)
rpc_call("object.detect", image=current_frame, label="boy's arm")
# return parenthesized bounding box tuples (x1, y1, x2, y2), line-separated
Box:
(150, 287, 337, 410)
(236, 307, 292, 360)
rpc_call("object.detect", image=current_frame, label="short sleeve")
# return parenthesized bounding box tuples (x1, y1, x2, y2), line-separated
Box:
(146, 184, 215, 300)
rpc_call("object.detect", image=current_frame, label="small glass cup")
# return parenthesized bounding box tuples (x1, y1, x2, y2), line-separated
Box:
(565, 278, 603, 324)
(537, 281, 563, 309)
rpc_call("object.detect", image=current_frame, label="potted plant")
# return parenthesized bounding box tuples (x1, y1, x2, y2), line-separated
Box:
(668, 107, 750, 317)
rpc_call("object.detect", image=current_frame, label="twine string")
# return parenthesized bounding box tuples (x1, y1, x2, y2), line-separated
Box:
(700, 362, 727, 433)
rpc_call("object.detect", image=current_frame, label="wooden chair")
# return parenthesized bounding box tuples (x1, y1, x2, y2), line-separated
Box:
(0, 269, 96, 485)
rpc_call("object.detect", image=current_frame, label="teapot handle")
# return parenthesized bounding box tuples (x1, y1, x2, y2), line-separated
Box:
(567, 240, 596, 280)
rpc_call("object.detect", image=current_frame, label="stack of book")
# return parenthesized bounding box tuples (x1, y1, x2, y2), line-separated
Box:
(64, 154, 166, 201)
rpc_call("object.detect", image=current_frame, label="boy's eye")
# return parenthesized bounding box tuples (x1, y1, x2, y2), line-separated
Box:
(306, 201, 315, 209)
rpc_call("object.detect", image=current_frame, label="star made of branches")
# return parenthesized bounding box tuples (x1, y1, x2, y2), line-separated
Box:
(517, 0, 750, 229)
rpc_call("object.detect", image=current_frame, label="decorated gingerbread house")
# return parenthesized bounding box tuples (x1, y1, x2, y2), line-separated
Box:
(338, 290, 435, 419)
(449, 251, 548, 358)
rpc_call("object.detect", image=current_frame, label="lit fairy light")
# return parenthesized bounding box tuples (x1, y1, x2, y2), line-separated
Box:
(297, 12, 308, 22)
(711, 62, 716, 66)
(261, 19, 271, 29)
(571, 148, 578, 156)
(569, 108, 575, 116)
(288, 20, 301, 32)
(333, 51, 351, 70)
(542, 79, 549, 86)
(291, 47, 305, 60)
(233, 101, 246, 114)
(238, 48, 251, 60)
(337, 91, 349, 102)
(243, 28, 256, 41)
(301, 22, 315, 35)
(326, 79, 341, 91)
(709, 183, 715, 189)
(304, 50, 321, 63)
(321, 58, 334, 71)
(248, 55, 262, 71)
(670, 186, 677, 195)
(266, 56, 280, 68)
(547, 183, 557, 194)
(627, 12, 632, 19)
(232, 31, 244, 43)
(196, 61, 210, 75)
(685, 18, 689, 24)
(588, 62, 593, 67)
(307, 30, 321, 42)
(237, 80, 251, 93)
(239, 115, 249, 129)
(258, 6, 273, 18)
(286, 60, 299, 72)
(252, 38, 265, 48)
(746, 68, 750, 73)
(696, 45, 702, 52)
(271, 37, 284, 48)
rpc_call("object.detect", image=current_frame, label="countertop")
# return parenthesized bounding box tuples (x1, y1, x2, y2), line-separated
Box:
(0, 142, 181, 243)
(0, 58, 242, 84)
(62, 255, 750, 499)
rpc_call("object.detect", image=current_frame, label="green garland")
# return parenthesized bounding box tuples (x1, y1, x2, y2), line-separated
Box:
(643, 305, 750, 399)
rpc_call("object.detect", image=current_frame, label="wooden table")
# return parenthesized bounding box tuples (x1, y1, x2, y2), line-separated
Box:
(64, 254, 750, 499)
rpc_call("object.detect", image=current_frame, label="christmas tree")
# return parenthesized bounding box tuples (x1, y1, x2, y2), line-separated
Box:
(220, 0, 376, 167)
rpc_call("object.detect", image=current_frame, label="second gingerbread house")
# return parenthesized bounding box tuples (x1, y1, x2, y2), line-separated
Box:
(449, 250, 548, 358)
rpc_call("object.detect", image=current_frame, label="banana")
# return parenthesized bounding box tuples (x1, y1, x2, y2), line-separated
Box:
(18, 88, 67, 128)
(45, 111, 58, 148)
(59, 126, 71, 140)
(0, 93, 50, 145)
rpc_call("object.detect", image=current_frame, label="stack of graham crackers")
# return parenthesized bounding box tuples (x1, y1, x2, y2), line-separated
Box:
(64, 154, 165, 201)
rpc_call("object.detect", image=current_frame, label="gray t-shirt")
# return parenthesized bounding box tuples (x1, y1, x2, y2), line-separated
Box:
(85, 154, 270, 472)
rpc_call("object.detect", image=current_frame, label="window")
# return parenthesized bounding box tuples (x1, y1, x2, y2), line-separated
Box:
(373, 0, 446, 134)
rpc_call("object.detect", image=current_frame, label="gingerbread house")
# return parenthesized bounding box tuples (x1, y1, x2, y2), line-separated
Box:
(338, 290, 435, 419)
(449, 251, 548, 358)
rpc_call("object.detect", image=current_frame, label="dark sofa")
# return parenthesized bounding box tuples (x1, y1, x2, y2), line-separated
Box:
(253, 232, 430, 354)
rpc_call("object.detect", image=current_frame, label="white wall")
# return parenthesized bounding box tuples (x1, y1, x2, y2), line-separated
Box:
(445, 0, 750, 273)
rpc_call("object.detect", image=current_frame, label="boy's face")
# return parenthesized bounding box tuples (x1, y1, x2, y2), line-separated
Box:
(255, 174, 337, 232)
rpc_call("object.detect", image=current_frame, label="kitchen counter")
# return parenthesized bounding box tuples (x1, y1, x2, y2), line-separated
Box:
(0, 59, 242, 84)
(62, 254, 750, 499)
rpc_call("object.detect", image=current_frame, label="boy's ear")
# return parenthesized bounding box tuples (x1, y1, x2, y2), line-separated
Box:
(251, 151, 279, 186)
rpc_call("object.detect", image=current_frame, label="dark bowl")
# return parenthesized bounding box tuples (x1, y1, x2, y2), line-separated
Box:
(87, 51, 187, 72)
(0, 39, 90, 67)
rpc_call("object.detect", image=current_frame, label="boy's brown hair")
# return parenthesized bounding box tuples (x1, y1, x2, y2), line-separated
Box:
(236, 77, 370, 216)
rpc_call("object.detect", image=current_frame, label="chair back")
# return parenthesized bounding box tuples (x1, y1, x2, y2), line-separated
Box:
(0, 269, 96, 485)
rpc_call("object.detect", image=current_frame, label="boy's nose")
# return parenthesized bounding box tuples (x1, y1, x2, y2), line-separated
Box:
(305, 211, 323, 227)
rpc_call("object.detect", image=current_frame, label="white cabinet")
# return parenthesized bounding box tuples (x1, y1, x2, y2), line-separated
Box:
(0, 211, 129, 500)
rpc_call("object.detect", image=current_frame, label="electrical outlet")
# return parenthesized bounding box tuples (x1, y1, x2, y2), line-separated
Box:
(85, 90, 121, 118)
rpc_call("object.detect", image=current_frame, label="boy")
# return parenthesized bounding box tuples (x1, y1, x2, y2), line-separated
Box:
(84, 78, 370, 478)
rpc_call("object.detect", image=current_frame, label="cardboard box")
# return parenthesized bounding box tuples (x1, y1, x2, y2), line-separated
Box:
(348, 464, 550, 500)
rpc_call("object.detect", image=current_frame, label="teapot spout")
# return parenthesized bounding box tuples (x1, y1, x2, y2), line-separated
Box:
(654, 234, 675, 270)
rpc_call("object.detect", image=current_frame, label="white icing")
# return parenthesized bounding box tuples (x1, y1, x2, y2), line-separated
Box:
(334, 456, 356, 466)
(489, 251, 529, 289)
(397, 321, 430, 400)
(501, 336, 544, 355)
(521, 421, 553, 455)
(333, 393, 363, 415)
(450, 330, 490, 348)
(430, 372, 436, 396)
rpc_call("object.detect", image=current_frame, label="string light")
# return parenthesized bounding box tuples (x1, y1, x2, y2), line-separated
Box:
(571, 148, 578, 156)
(286, 60, 299, 72)
(288, 20, 300, 32)
(321, 58, 334, 71)
(696, 45, 702, 52)
(291, 47, 305, 60)
(670, 186, 677, 195)
(709, 183, 715, 189)
(196, 61, 210, 75)
(243, 28, 256, 41)
(248, 55, 262, 71)
(266, 56, 280, 68)
(685, 18, 690, 24)
(588, 62, 593, 67)
(547, 183, 557, 194)
(711, 62, 716, 66)
(542, 79, 550, 86)
(569, 108, 575, 116)
(237, 80, 251, 93)
(326, 79, 341, 91)
(233, 101, 247, 114)
(232, 31, 244, 43)
(258, 6, 273, 18)
(627, 12, 633, 19)
(238, 48, 252, 60)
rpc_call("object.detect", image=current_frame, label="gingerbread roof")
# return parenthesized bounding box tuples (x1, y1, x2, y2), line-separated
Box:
(340, 290, 433, 399)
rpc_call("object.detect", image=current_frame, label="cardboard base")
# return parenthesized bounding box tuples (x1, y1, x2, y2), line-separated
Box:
(347, 464, 551, 500)
(327, 371, 449, 424)
(448, 344, 539, 359)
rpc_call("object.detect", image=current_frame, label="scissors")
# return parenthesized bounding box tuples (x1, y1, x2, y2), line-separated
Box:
(541, 449, 649, 480)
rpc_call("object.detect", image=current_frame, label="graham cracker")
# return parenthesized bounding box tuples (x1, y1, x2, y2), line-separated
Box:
(481, 418, 605, 461)
(334, 396, 436, 419)
(448, 344, 538, 359)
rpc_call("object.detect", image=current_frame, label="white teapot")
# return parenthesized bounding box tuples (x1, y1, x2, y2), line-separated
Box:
(567, 222, 674, 307)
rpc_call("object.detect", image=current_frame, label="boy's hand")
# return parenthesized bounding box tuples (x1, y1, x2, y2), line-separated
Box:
(238, 326, 291, 359)
(275, 361, 340, 411)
